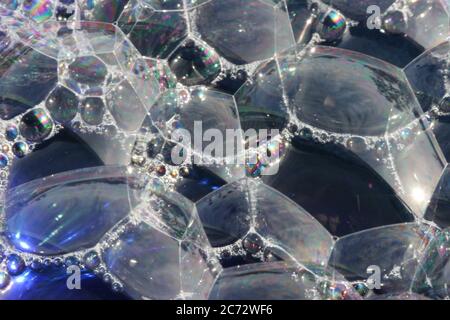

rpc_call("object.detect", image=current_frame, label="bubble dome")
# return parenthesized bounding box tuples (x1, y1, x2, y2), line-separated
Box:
(0, 0, 448, 300)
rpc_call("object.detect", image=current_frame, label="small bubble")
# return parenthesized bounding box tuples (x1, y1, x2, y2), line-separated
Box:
(103, 273, 113, 283)
(64, 256, 79, 267)
(5, 125, 18, 141)
(242, 233, 264, 254)
(346, 137, 367, 153)
(299, 127, 313, 140)
(84, 251, 101, 269)
(6, 254, 26, 276)
(112, 282, 123, 293)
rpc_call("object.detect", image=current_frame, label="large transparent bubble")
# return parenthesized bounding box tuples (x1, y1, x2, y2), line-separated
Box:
(248, 46, 446, 225)
(103, 186, 220, 300)
(195, 0, 295, 65)
(0, 0, 448, 301)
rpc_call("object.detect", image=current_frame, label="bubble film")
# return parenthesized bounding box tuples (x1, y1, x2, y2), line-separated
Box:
(0, 0, 448, 301)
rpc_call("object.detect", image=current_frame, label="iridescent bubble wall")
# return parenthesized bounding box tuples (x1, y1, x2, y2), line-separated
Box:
(0, 0, 448, 300)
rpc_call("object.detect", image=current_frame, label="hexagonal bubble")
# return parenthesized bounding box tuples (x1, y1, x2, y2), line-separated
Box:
(210, 261, 363, 300)
(45, 85, 79, 123)
(274, 45, 445, 217)
(103, 187, 220, 300)
(61, 56, 109, 96)
(148, 86, 245, 182)
(195, 0, 295, 65)
(118, 1, 188, 59)
(412, 228, 450, 299)
(238, 45, 425, 134)
(4, 165, 138, 255)
(328, 222, 438, 296)
(106, 80, 148, 132)
(281, 46, 421, 135)
(196, 178, 334, 267)
(381, 0, 449, 50)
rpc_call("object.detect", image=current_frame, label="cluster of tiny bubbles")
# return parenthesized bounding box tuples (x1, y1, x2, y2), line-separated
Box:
(214, 238, 258, 266)
(0, 239, 125, 293)
(127, 132, 191, 192)
(283, 114, 426, 161)
(213, 230, 294, 268)
(212, 59, 264, 94)
(81, 247, 126, 292)
(212, 230, 366, 300)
